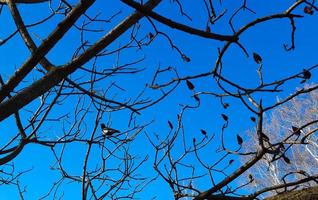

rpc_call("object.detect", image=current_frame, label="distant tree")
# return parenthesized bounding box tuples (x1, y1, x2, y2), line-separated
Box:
(242, 85, 318, 198)
(0, 0, 318, 199)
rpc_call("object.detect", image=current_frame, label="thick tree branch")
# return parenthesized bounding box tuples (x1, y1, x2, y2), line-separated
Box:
(121, 0, 237, 42)
(6, 0, 140, 114)
(194, 150, 265, 200)
(0, 0, 96, 103)
(0, 0, 162, 121)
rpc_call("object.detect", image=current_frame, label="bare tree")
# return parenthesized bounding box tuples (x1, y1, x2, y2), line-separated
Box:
(0, 0, 318, 199)
(242, 84, 318, 198)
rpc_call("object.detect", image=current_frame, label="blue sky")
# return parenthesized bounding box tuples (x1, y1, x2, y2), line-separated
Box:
(0, 0, 318, 199)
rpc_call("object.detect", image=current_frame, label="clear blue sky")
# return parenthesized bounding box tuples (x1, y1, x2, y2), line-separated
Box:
(0, 0, 318, 199)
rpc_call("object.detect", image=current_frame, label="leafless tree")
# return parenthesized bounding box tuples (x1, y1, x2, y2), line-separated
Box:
(241, 85, 318, 198)
(0, 0, 318, 199)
